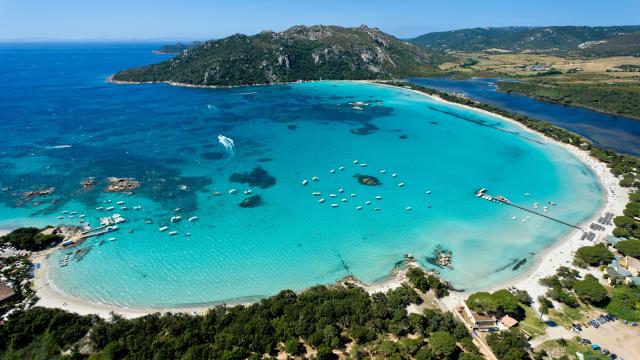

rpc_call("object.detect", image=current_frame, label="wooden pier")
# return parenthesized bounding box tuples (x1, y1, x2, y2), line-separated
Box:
(476, 189, 583, 231)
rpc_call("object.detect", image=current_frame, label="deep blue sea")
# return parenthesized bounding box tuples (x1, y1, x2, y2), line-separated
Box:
(0, 44, 603, 308)
(409, 77, 640, 156)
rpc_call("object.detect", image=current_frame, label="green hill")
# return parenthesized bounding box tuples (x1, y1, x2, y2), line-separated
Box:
(154, 41, 202, 54)
(113, 25, 443, 86)
(409, 25, 640, 52)
(579, 32, 640, 57)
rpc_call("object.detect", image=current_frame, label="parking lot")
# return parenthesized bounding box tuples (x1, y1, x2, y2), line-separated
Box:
(579, 320, 640, 360)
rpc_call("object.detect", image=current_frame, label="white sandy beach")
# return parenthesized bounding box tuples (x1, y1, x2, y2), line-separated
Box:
(28, 81, 629, 318)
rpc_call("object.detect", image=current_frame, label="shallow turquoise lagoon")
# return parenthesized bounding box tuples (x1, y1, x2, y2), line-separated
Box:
(0, 45, 603, 308)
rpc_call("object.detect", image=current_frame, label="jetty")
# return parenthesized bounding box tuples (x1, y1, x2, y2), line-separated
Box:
(475, 188, 583, 231)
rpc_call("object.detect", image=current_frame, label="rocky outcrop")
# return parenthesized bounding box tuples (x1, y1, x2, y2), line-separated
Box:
(105, 177, 140, 192)
(354, 174, 382, 186)
(239, 195, 262, 208)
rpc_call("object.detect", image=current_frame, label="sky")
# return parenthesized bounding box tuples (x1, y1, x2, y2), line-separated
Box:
(1, 0, 639, 41)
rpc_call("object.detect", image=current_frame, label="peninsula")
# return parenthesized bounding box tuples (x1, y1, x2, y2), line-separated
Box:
(112, 25, 442, 86)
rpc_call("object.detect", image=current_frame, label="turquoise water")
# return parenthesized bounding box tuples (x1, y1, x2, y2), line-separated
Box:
(0, 44, 603, 307)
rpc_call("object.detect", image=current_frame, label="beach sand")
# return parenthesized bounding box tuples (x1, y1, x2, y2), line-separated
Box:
(30, 81, 629, 318)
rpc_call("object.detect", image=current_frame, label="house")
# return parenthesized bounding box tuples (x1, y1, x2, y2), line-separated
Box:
(462, 304, 498, 331)
(620, 256, 640, 275)
(604, 266, 631, 285)
(0, 283, 15, 303)
(500, 315, 518, 329)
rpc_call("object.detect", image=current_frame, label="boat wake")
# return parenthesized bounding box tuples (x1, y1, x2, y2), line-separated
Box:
(217, 134, 235, 157)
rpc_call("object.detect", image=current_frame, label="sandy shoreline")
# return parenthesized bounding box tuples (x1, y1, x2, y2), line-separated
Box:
(28, 80, 629, 318)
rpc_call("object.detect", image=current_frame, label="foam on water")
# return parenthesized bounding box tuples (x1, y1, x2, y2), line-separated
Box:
(0, 44, 603, 308)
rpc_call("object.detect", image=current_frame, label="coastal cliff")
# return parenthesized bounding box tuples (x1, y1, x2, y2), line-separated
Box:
(112, 25, 443, 86)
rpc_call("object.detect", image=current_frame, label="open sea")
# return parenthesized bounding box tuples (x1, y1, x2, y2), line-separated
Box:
(0, 43, 604, 308)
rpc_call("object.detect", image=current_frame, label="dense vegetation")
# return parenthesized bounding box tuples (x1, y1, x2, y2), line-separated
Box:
(572, 274, 608, 306)
(580, 32, 640, 57)
(497, 80, 640, 119)
(1, 285, 485, 360)
(538, 264, 640, 321)
(0, 307, 95, 360)
(466, 290, 522, 319)
(406, 267, 450, 298)
(486, 329, 530, 360)
(605, 285, 640, 321)
(113, 25, 443, 86)
(614, 239, 640, 258)
(408, 26, 640, 53)
(573, 244, 614, 267)
(0, 227, 62, 251)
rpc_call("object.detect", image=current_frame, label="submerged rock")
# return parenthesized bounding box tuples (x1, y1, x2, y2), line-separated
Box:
(399, 134, 408, 139)
(230, 167, 276, 189)
(350, 123, 379, 135)
(81, 178, 96, 189)
(287, 124, 298, 130)
(201, 151, 226, 160)
(239, 195, 262, 208)
(354, 174, 381, 186)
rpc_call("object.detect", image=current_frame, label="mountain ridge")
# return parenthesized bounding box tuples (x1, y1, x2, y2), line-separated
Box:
(113, 25, 443, 87)
(408, 25, 640, 52)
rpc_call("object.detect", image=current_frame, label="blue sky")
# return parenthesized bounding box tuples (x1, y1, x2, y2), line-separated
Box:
(1, 0, 639, 41)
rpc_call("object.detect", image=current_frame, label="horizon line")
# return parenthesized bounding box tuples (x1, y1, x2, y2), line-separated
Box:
(2, 23, 639, 43)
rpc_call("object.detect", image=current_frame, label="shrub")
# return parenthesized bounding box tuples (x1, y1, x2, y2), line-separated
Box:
(487, 329, 529, 360)
(615, 239, 640, 258)
(428, 331, 458, 358)
(574, 244, 614, 267)
(283, 338, 305, 356)
(573, 274, 609, 306)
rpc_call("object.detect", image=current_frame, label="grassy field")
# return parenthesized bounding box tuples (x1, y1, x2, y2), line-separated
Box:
(497, 79, 640, 119)
(536, 339, 609, 360)
(435, 52, 640, 118)
(548, 304, 591, 329)
(443, 52, 640, 80)
(518, 305, 547, 338)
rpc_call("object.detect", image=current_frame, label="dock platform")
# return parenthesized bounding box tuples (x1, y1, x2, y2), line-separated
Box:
(476, 188, 583, 231)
